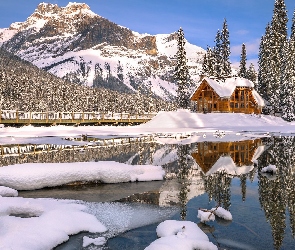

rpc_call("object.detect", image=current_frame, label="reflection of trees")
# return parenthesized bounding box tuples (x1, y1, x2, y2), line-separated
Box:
(203, 171, 232, 210)
(258, 137, 295, 249)
(177, 144, 192, 220)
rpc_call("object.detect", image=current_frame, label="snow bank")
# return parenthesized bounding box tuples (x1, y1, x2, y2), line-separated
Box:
(198, 207, 232, 222)
(212, 207, 232, 220)
(140, 110, 289, 130)
(83, 236, 106, 247)
(0, 161, 165, 190)
(145, 220, 217, 250)
(197, 210, 215, 223)
(261, 164, 277, 174)
(0, 186, 18, 197)
(0, 197, 106, 250)
(1, 111, 294, 140)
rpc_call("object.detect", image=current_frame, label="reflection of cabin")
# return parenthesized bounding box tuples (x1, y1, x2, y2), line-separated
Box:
(192, 139, 263, 174)
(191, 77, 265, 114)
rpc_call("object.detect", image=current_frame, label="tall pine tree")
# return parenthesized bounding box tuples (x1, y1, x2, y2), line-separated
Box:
(220, 19, 232, 78)
(174, 27, 190, 109)
(258, 0, 288, 114)
(238, 43, 247, 78)
(246, 63, 257, 83)
(202, 46, 215, 77)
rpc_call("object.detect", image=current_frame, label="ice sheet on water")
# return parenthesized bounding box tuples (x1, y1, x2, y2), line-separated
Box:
(83, 201, 179, 239)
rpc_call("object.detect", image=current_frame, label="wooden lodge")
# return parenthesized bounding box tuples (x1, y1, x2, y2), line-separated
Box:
(190, 77, 265, 114)
(191, 139, 263, 175)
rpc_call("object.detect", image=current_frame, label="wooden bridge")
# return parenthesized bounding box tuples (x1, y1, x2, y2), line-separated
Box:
(0, 110, 157, 126)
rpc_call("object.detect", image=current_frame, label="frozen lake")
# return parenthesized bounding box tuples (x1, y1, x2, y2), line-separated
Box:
(1, 134, 295, 249)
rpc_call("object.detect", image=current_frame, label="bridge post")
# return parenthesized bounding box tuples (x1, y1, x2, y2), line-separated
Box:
(72, 112, 74, 123)
(16, 110, 19, 123)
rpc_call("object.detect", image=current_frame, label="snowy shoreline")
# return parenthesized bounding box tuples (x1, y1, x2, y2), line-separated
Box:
(0, 111, 294, 139)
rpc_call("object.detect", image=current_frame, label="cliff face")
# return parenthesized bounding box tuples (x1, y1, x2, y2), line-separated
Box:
(0, 2, 205, 100)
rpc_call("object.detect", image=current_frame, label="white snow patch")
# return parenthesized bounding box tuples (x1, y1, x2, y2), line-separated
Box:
(0, 197, 106, 250)
(261, 164, 277, 174)
(0, 186, 18, 197)
(145, 220, 217, 250)
(83, 236, 106, 247)
(0, 162, 165, 190)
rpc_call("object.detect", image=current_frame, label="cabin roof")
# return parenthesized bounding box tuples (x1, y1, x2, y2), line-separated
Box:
(193, 77, 265, 107)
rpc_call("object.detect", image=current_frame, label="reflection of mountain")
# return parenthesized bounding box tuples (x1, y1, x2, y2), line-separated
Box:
(192, 139, 264, 176)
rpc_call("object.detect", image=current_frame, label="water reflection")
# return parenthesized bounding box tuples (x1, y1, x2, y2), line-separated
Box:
(1, 136, 295, 249)
(257, 137, 295, 250)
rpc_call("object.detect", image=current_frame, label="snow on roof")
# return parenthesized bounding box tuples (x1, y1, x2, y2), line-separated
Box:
(197, 77, 265, 107)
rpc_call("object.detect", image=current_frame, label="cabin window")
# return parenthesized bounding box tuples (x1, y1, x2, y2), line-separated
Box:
(235, 103, 239, 108)
(214, 104, 217, 109)
(230, 102, 234, 108)
(240, 103, 245, 108)
(241, 90, 244, 100)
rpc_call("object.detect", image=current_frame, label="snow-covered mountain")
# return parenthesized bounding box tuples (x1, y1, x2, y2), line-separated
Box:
(0, 2, 206, 100)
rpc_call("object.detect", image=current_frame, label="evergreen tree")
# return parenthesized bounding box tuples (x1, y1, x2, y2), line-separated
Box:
(213, 30, 222, 78)
(281, 40, 295, 121)
(258, 0, 288, 114)
(246, 63, 257, 83)
(257, 24, 272, 100)
(202, 46, 215, 77)
(238, 43, 247, 78)
(174, 27, 190, 109)
(220, 19, 232, 78)
(291, 9, 295, 40)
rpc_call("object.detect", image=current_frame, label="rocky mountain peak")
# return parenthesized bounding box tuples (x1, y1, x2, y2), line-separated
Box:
(8, 2, 97, 32)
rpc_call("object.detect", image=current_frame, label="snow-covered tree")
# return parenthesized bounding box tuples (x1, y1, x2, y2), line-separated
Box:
(174, 27, 190, 109)
(211, 19, 231, 79)
(258, 0, 288, 114)
(281, 40, 295, 121)
(220, 19, 232, 78)
(202, 46, 215, 77)
(238, 43, 247, 78)
(213, 30, 222, 78)
(257, 24, 272, 100)
(246, 63, 257, 83)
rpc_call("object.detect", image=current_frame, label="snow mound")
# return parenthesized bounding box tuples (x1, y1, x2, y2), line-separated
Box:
(140, 110, 289, 129)
(0, 197, 106, 250)
(0, 161, 165, 190)
(261, 164, 277, 174)
(198, 207, 232, 222)
(197, 210, 215, 223)
(83, 236, 106, 247)
(0, 186, 18, 197)
(145, 220, 217, 250)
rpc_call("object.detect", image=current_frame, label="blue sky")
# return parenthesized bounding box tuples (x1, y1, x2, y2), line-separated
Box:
(1, 0, 295, 67)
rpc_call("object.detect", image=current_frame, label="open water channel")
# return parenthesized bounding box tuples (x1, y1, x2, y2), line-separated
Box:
(1, 135, 295, 249)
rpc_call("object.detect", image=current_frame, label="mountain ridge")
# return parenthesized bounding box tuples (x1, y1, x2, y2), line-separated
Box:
(0, 2, 206, 100)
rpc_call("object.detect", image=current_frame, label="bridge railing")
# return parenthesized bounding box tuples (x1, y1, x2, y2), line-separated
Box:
(0, 110, 157, 124)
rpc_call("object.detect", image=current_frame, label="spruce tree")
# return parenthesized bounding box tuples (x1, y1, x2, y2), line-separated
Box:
(174, 27, 190, 109)
(202, 46, 215, 77)
(238, 43, 247, 78)
(281, 40, 295, 121)
(213, 30, 222, 78)
(257, 24, 272, 100)
(260, 0, 288, 114)
(220, 19, 232, 78)
(246, 63, 257, 83)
